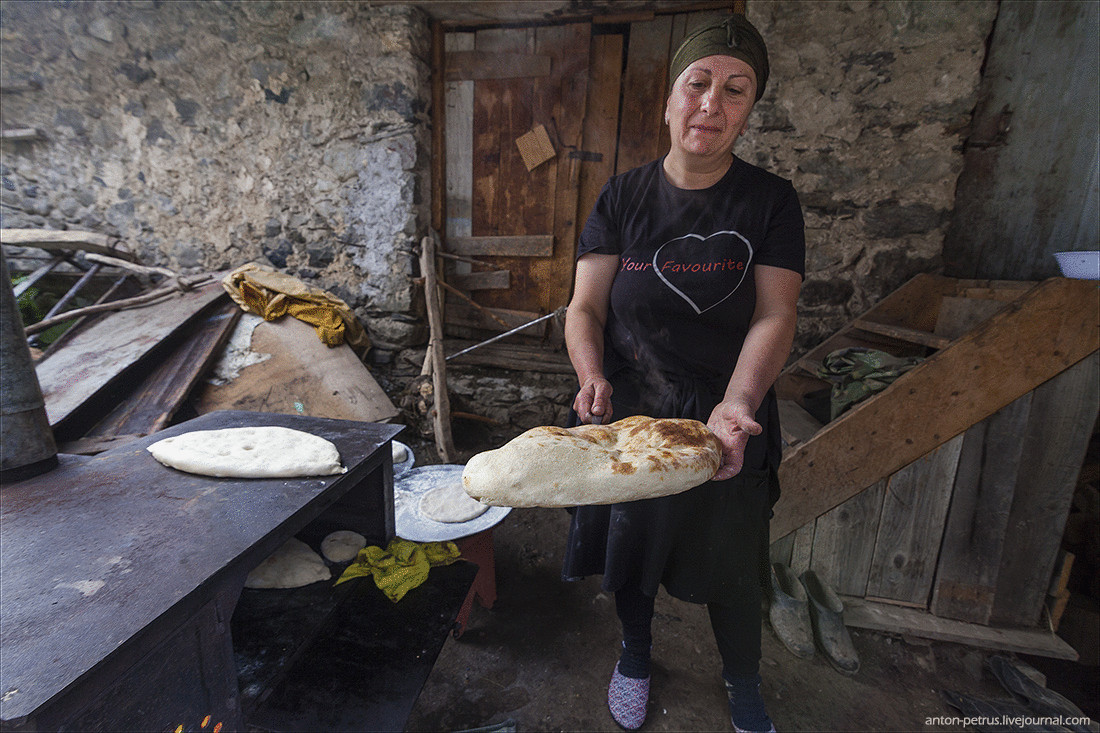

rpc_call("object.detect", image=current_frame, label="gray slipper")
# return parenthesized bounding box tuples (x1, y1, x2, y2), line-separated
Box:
(799, 569, 860, 675)
(987, 655, 1092, 732)
(768, 563, 815, 659)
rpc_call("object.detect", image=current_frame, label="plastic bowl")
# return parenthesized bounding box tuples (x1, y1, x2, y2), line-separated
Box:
(1053, 251, 1100, 280)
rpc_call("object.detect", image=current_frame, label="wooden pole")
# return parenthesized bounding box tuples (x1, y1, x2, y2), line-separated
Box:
(419, 234, 456, 462)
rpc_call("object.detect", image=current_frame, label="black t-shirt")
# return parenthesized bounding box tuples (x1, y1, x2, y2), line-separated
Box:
(577, 155, 805, 383)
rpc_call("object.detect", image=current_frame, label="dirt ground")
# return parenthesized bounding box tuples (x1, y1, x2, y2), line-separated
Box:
(403, 501, 1098, 733)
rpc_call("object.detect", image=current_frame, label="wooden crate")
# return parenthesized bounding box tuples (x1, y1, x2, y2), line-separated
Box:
(770, 274, 1099, 641)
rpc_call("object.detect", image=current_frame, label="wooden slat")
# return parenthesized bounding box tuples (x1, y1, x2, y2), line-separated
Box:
(578, 32, 623, 230)
(84, 302, 241, 440)
(852, 319, 952, 349)
(809, 480, 885, 597)
(444, 300, 541, 332)
(772, 277, 1100, 540)
(34, 282, 228, 441)
(777, 399, 823, 448)
(842, 595, 1079, 660)
(1, 128, 42, 141)
(929, 395, 1031, 624)
(933, 295, 1007, 340)
(990, 351, 1100, 627)
(452, 270, 510, 290)
(788, 523, 814, 576)
(445, 51, 551, 80)
(1, 228, 136, 261)
(864, 435, 964, 606)
(445, 341, 574, 374)
(444, 32, 474, 240)
(616, 15, 672, 174)
(535, 22, 591, 314)
(448, 235, 554, 257)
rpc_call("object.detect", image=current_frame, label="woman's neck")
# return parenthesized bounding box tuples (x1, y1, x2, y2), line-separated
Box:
(662, 150, 733, 190)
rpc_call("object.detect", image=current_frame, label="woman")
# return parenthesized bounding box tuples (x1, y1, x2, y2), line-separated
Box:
(562, 15, 804, 733)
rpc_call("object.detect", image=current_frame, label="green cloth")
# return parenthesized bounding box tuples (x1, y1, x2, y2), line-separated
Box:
(335, 539, 461, 603)
(668, 15, 769, 100)
(817, 347, 924, 420)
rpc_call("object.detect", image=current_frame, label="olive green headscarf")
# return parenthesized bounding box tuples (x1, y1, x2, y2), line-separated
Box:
(668, 15, 770, 101)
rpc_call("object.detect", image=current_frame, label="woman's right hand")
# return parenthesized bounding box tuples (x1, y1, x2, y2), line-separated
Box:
(574, 376, 613, 425)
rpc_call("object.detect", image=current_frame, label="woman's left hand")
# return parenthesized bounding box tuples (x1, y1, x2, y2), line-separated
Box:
(706, 398, 762, 481)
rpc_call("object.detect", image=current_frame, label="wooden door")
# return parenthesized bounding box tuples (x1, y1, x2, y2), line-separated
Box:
(441, 8, 732, 340)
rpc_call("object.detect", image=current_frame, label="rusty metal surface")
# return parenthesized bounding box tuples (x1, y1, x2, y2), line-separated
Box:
(0, 410, 401, 723)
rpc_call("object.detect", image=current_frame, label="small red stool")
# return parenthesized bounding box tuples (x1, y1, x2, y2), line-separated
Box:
(453, 529, 496, 637)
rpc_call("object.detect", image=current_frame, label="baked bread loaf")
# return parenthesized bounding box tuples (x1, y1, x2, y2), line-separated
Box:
(463, 415, 722, 508)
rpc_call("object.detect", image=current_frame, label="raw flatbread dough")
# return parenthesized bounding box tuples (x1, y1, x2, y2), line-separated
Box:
(321, 530, 366, 563)
(463, 415, 722, 508)
(419, 479, 490, 523)
(245, 537, 331, 589)
(147, 426, 345, 478)
(392, 442, 408, 463)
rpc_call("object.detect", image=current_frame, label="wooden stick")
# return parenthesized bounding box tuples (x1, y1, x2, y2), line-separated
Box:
(438, 279, 512, 331)
(437, 250, 506, 270)
(419, 234, 456, 462)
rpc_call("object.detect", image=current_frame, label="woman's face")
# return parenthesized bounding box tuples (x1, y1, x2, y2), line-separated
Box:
(665, 54, 757, 160)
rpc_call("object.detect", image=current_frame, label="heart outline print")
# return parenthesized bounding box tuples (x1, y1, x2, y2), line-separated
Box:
(651, 230, 754, 315)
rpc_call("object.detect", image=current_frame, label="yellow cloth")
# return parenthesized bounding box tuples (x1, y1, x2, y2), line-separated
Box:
(222, 263, 371, 358)
(335, 539, 461, 602)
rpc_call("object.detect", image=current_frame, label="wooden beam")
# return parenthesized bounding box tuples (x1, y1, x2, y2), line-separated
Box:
(452, 270, 510, 290)
(852, 319, 953, 350)
(772, 277, 1100, 540)
(842, 595, 1079, 660)
(448, 235, 554, 257)
(446, 51, 552, 80)
(1, 228, 136, 261)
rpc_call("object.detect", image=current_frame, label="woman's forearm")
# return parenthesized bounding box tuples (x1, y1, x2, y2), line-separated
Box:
(565, 306, 607, 386)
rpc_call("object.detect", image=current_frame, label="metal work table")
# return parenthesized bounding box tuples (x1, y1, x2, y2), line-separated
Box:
(1, 410, 403, 731)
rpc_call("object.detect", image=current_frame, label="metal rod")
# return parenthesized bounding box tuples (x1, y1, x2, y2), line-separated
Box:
(41, 263, 102, 321)
(445, 307, 565, 361)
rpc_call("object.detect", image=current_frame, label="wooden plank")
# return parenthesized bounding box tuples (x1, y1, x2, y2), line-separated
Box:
(448, 235, 554, 257)
(616, 14, 672, 174)
(789, 523, 815, 576)
(535, 22, 591, 314)
(85, 301, 241, 439)
(578, 32, 623, 235)
(933, 296, 1007, 340)
(444, 341, 574, 374)
(865, 435, 964, 606)
(196, 315, 399, 424)
(34, 281, 228, 440)
(445, 51, 552, 80)
(1, 128, 43, 141)
(443, 300, 541, 332)
(444, 32, 474, 241)
(777, 399, 823, 448)
(841, 595, 1079, 660)
(991, 351, 1100, 627)
(852, 319, 952, 350)
(452, 270, 510, 291)
(929, 395, 1032, 624)
(810, 480, 885, 597)
(768, 532, 794, 567)
(1, 228, 136, 261)
(773, 277, 1100, 540)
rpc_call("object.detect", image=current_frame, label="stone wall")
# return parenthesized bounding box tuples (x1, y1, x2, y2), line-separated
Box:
(742, 0, 998, 351)
(0, 0, 432, 347)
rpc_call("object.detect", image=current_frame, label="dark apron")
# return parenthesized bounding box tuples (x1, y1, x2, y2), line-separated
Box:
(560, 356, 780, 605)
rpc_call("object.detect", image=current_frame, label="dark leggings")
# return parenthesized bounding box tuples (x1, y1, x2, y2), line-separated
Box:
(615, 581, 761, 680)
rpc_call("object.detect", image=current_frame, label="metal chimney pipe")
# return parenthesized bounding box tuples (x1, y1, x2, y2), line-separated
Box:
(1, 248, 58, 483)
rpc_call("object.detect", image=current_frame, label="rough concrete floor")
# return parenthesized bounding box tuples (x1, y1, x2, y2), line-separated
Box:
(404, 503, 1098, 733)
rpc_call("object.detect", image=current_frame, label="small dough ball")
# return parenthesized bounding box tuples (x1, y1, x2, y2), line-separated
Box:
(321, 530, 367, 563)
(392, 442, 408, 463)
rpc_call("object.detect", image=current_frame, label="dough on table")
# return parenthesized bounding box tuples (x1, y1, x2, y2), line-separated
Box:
(245, 537, 331, 589)
(392, 442, 408, 463)
(419, 479, 490, 523)
(463, 415, 722, 508)
(321, 530, 367, 563)
(147, 426, 345, 478)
